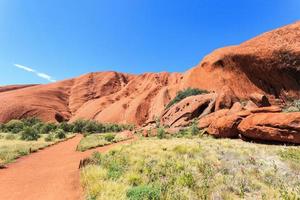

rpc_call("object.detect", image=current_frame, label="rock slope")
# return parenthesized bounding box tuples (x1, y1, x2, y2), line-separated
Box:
(0, 21, 299, 125)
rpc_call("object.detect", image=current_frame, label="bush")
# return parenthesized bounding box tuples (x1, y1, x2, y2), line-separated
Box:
(5, 120, 25, 133)
(58, 122, 74, 132)
(165, 88, 209, 109)
(45, 134, 55, 142)
(82, 121, 103, 134)
(104, 133, 115, 142)
(40, 123, 57, 134)
(54, 129, 66, 139)
(157, 127, 166, 139)
(107, 162, 124, 180)
(126, 185, 160, 200)
(20, 127, 40, 141)
(72, 119, 88, 133)
(190, 120, 200, 135)
(21, 118, 42, 126)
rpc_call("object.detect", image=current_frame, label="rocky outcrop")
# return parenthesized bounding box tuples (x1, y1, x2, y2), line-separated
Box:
(204, 105, 283, 139)
(198, 109, 229, 129)
(182, 21, 300, 100)
(207, 114, 243, 138)
(161, 93, 217, 128)
(250, 93, 271, 107)
(238, 112, 300, 144)
(0, 21, 299, 126)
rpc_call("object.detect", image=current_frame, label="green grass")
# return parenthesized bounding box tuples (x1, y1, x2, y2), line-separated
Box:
(0, 132, 74, 164)
(81, 137, 300, 200)
(77, 133, 130, 152)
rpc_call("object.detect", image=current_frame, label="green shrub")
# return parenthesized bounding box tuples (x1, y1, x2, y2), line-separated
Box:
(126, 185, 160, 200)
(5, 120, 25, 133)
(107, 162, 124, 180)
(177, 172, 195, 188)
(157, 127, 166, 139)
(21, 118, 42, 126)
(82, 121, 103, 134)
(45, 134, 55, 142)
(58, 122, 74, 132)
(104, 133, 115, 142)
(20, 127, 40, 141)
(279, 148, 300, 163)
(0, 123, 5, 132)
(165, 88, 209, 109)
(40, 123, 57, 134)
(54, 129, 66, 139)
(190, 120, 200, 135)
(72, 119, 86, 133)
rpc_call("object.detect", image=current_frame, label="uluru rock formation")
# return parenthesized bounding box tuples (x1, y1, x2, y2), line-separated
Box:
(0, 21, 299, 125)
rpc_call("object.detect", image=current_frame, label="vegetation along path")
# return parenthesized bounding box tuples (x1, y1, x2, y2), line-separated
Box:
(0, 134, 135, 200)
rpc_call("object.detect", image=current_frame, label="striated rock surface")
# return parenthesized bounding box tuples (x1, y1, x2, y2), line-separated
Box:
(198, 109, 229, 129)
(182, 21, 300, 100)
(161, 93, 217, 128)
(207, 114, 243, 138)
(238, 112, 300, 144)
(0, 21, 299, 125)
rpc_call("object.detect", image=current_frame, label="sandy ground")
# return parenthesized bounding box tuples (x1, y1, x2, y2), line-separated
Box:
(0, 134, 135, 200)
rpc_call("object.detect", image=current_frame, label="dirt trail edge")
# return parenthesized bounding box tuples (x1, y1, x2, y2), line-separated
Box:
(0, 134, 136, 200)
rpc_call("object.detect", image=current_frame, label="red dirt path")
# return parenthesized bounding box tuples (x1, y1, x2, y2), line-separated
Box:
(0, 135, 135, 200)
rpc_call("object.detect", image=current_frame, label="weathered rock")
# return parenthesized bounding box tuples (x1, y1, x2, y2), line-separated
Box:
(198, 109, 229, 129)
(215, 86, 237, 111)
(227, 102, 243, 115)
(182, 21, 300, 100)
(249, 106, 282, 113)
(161, 93, 217, 128)
(0, 21, 299, 125)
(207, 114, 243, 138)
(238, 112, 300, 144)
(250, 93, 271, 107)
(244, 101, 259, 110)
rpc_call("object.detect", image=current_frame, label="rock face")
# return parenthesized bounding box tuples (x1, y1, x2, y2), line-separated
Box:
(0, 21, 299, 125)
(207, 115, 243, 138)
(182, 21, 300, 100)
(238, 113, 300, 144)
(198, 109, 229, 129)
(161, 93, 217, 127)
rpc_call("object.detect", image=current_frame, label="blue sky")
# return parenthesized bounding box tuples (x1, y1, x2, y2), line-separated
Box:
(0, 0, 299, 85)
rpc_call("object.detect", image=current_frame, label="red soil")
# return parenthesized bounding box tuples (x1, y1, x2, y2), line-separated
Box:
(0, 135, 135, 200)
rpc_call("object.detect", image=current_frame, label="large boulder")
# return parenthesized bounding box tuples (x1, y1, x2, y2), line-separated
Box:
(204, 105, 282, 138)
(215, 86, 238, 111)
(227, 102, 243, 115)
(250, 93, 271, 107)
(238, 112, 300, 144)
(161, 93, 217, 128)
(198, 109, 229, 129)
(207, 114, 243, 138)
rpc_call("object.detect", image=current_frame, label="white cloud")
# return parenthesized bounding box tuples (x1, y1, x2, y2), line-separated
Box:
(14, 64, 35, 72)
(14, 64, 56, 83)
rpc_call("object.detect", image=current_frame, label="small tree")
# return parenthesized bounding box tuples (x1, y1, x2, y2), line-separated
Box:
(6, 120, 25, 133)
(55, 129, 66, 139)
(157, 127, 166, 139)
(105, 133, 115, 142)
(190, 120, 200, 135)
(21, 127, 40, 141)
(72, 119, 87, 133)
(40, 123, 57, 134)
(165, 88, 209, 109)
